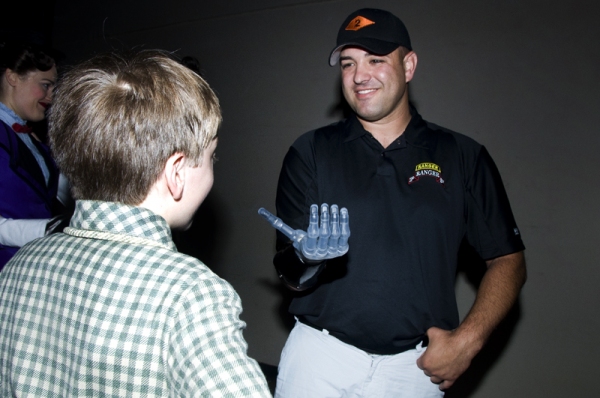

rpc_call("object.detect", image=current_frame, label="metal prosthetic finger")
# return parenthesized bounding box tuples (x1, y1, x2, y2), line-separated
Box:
(328, 204, 341, 255)
(258, 207, 306, 246)
(316, 203, 331, 257)
(338, 207, 350, 255)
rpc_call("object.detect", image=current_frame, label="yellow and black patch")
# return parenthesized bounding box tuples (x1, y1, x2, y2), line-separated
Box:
(408, 162, 445, 185)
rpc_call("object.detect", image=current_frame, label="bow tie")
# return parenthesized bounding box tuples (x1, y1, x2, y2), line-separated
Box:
(12, 123, 32, 134)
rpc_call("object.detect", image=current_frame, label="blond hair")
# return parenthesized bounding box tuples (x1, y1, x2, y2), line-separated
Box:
(49, 50, 221, 204)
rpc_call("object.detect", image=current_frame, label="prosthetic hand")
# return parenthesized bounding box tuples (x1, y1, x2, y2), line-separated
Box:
(258, 203, 350, 261)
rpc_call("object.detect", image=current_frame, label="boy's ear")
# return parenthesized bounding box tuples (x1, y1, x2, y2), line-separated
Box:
(164, 153, 186, 201)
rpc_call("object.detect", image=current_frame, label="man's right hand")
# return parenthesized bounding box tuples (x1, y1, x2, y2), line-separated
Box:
(298, 203, 350, 260)
(258, 203, 350, 261)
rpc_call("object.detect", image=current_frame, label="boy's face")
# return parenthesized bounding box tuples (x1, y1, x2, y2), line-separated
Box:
(177, 137, 218, 230)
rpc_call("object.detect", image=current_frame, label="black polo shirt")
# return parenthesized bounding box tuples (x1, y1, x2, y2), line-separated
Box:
(275, 107, 525, 355)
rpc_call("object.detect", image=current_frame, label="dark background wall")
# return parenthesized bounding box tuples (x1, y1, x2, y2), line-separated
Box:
(29, 0, 600, 396)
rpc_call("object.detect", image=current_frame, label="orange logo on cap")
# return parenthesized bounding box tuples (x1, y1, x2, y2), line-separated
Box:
(345, 16, 376, 31)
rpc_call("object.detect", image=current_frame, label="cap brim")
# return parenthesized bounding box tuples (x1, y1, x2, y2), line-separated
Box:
(329, 39, 401, 66)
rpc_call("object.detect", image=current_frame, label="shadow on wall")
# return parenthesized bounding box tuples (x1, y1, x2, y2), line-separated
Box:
(173, 192, 226, 274)
(259, 276, 296, 333)
(446, 242, 523, 397)
(327, 81, 353, 120)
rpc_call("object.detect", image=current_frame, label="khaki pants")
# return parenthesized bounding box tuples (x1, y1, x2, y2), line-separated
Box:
(275, 320, 444, 398)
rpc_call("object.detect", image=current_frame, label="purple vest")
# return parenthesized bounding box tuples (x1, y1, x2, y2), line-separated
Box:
(0, 121, 59, 268)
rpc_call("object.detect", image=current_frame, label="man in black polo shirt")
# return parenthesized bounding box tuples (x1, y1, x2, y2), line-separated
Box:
(270, 8, 526, 397)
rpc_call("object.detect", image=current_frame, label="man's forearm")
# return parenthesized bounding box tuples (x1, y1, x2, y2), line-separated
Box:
(417, 251, 527, 390)
(274, 243, 326, 291)
(456, 250, 527, 350)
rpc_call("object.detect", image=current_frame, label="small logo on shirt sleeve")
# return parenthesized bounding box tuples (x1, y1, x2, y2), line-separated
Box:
(408, 162, 445, 185)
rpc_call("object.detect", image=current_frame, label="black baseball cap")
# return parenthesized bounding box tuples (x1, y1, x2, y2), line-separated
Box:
(329, 8, 412, 66)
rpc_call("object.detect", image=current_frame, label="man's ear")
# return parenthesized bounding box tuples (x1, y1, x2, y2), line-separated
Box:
(164, 153, 186, 201)
(403, 51, 418, 83)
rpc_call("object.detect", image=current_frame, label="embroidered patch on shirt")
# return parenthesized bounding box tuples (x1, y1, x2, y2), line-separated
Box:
(408, 162, 445, 185)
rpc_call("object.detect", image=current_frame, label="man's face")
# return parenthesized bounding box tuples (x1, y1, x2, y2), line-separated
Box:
(339, 47, 409, 124)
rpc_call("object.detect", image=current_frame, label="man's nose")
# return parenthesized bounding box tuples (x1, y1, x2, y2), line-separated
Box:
(353, 62, 370, 85)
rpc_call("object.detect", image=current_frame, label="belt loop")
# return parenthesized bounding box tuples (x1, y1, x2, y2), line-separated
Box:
(322, 328, 330, 336)
(416, 341, 424, 353)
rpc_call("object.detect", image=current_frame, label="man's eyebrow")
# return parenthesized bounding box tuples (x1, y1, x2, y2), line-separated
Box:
(340, 51, 381, 62)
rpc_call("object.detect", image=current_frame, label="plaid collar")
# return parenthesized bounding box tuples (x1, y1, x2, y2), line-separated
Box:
(69, 200, 176, 251)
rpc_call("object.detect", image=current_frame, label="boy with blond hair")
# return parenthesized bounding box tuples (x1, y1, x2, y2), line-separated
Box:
(0, 50, 271, 397)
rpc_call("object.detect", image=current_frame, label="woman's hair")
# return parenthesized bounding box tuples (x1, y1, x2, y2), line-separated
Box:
(0, 41, 55, 77)
(48, 49, 221, 205)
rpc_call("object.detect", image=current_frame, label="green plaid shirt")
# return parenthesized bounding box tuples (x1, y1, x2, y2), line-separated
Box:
(0, 200, 271, 397)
